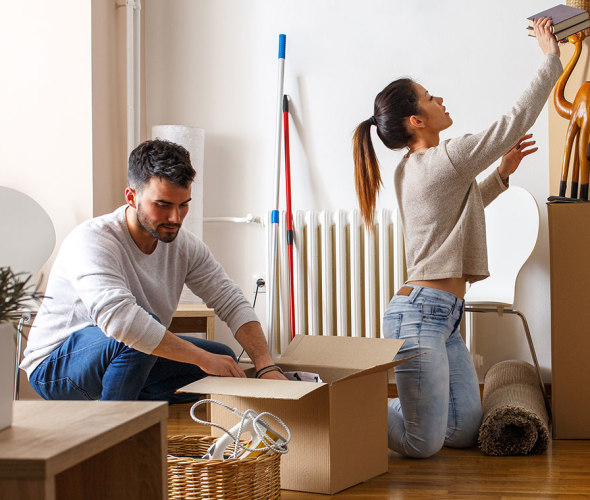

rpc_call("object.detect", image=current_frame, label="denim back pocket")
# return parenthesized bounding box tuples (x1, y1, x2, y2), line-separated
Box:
(382, 312, 402, 339)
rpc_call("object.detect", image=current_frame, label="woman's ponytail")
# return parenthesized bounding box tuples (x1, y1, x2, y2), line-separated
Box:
(353, 118, 382, 227)
(353, 78, 419, 227)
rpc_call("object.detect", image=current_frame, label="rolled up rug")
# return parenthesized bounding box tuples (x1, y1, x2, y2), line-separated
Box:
(478, 360, 549, 456)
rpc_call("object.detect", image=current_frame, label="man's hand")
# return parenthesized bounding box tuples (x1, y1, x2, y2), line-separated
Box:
(152, 330, 246, 377)
(258, 369, 288, 380)
(234, 321, 287, 380)
(200, 351, 246, 378)
(498, 134, 537, 181)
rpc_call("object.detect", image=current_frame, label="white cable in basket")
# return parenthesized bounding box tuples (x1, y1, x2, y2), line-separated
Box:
(189, 398, 291, 460)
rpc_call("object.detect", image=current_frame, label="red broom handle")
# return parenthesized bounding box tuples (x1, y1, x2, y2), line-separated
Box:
(283, 95, 296, 339)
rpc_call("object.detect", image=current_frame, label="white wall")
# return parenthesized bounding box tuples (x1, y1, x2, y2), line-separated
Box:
(1, 1, 132, 399)
(0, 0, 94, 273)
(145, 0, 556, 380)
(1, 0, 94, 400)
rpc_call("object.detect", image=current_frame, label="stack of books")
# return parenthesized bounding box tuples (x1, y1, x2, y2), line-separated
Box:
(527, 4, 590, 41)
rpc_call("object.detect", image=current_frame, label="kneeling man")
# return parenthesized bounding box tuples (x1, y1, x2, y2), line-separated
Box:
(21, 139, 284, 402)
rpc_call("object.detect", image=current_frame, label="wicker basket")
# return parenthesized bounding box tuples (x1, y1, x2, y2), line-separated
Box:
(168, 435, 281, 500)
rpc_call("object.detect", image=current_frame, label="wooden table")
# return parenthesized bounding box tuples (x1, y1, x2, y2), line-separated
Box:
(0, 401, 168, 499)
(169, 303, 215, 341)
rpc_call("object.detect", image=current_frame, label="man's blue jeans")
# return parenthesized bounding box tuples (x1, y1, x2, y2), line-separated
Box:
(29, 324, 236, 403)
(384, 285, 482, 458)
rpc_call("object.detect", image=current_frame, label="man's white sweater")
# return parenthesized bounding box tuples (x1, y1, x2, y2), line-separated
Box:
(21, 205, 258, 376)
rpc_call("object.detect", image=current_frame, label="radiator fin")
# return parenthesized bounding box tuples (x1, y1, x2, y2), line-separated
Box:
(267, 208, 404, 354)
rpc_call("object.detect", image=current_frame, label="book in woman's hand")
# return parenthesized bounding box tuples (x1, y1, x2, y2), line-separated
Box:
(527, 4, 589, 32)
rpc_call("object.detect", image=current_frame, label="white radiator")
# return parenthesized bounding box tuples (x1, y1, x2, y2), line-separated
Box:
(266, 208, 405, 354)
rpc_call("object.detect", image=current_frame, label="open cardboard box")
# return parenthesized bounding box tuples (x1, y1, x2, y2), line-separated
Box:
(180, 334, 405, 494)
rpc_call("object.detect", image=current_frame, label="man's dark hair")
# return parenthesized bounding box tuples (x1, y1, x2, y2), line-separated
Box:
(128, 139, 196, 190)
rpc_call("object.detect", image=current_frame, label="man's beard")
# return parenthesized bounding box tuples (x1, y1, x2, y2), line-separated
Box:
(136, 204, 181, 243)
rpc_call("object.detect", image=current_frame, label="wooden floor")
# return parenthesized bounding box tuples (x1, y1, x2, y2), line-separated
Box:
(168, 403, 590, 499)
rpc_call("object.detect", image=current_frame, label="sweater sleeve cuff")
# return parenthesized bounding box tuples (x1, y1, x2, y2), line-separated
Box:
(225, 305, 260, 336)
(112, 310, 167, 354)
(139, 321, 167, 354)
(493, 168, 509, 192)
(497, 169, 509, 189)
(479, 168, 508, 207)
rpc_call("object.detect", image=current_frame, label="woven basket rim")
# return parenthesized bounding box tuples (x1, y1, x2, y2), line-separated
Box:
(167, 433, 281, 464)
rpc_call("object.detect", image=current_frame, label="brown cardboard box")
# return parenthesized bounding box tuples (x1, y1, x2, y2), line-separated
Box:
(547, 201, 590, 438)
(180, 334, 404, 494)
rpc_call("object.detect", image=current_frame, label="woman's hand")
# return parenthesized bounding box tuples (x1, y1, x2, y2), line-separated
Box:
(534, 17, 560, 57)
(498, 134, 538, 182)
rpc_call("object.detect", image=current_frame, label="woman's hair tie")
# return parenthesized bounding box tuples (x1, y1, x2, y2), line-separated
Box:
(369, 116, 377, 126)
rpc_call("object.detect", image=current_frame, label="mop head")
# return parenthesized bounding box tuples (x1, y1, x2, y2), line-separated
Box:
(478, 360, 549, 456)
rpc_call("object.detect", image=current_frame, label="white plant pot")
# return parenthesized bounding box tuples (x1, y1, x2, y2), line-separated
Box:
(0, 321, 16, 431)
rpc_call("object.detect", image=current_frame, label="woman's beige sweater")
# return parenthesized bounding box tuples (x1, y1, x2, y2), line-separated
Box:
(394, 53, 562, 283)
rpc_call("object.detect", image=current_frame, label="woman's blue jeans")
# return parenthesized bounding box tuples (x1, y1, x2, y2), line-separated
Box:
(29, 324, 236, 403)
(384, 285, 482, 458)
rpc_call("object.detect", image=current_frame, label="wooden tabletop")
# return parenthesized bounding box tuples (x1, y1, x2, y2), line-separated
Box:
(174, 303, 214, 317)
(0, 401, 168, 479)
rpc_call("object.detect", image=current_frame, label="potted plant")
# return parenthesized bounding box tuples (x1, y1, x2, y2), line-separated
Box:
(0, 266, 43, 431)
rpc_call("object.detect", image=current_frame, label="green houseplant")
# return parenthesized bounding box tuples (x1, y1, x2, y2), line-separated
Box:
(0, 267, 42, 323)
(0, 266, 44, 430)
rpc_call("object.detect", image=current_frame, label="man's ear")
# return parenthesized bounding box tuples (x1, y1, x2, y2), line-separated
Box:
(125, 187, 137, 209)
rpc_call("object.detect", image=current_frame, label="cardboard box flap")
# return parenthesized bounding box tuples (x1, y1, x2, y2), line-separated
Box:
(335, 353, 421, 384)
(179, 376, 326, 400)
(280, 335, 404, 370)
(334, 361, 395, 384)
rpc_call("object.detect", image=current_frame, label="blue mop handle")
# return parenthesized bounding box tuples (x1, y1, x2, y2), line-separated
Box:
(268, 33, 287, 357)
(278, 34, 286, 60)
(271, 35, 286, 222)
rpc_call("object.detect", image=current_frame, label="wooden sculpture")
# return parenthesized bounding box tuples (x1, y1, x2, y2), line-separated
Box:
(554, 32, 590, 200)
